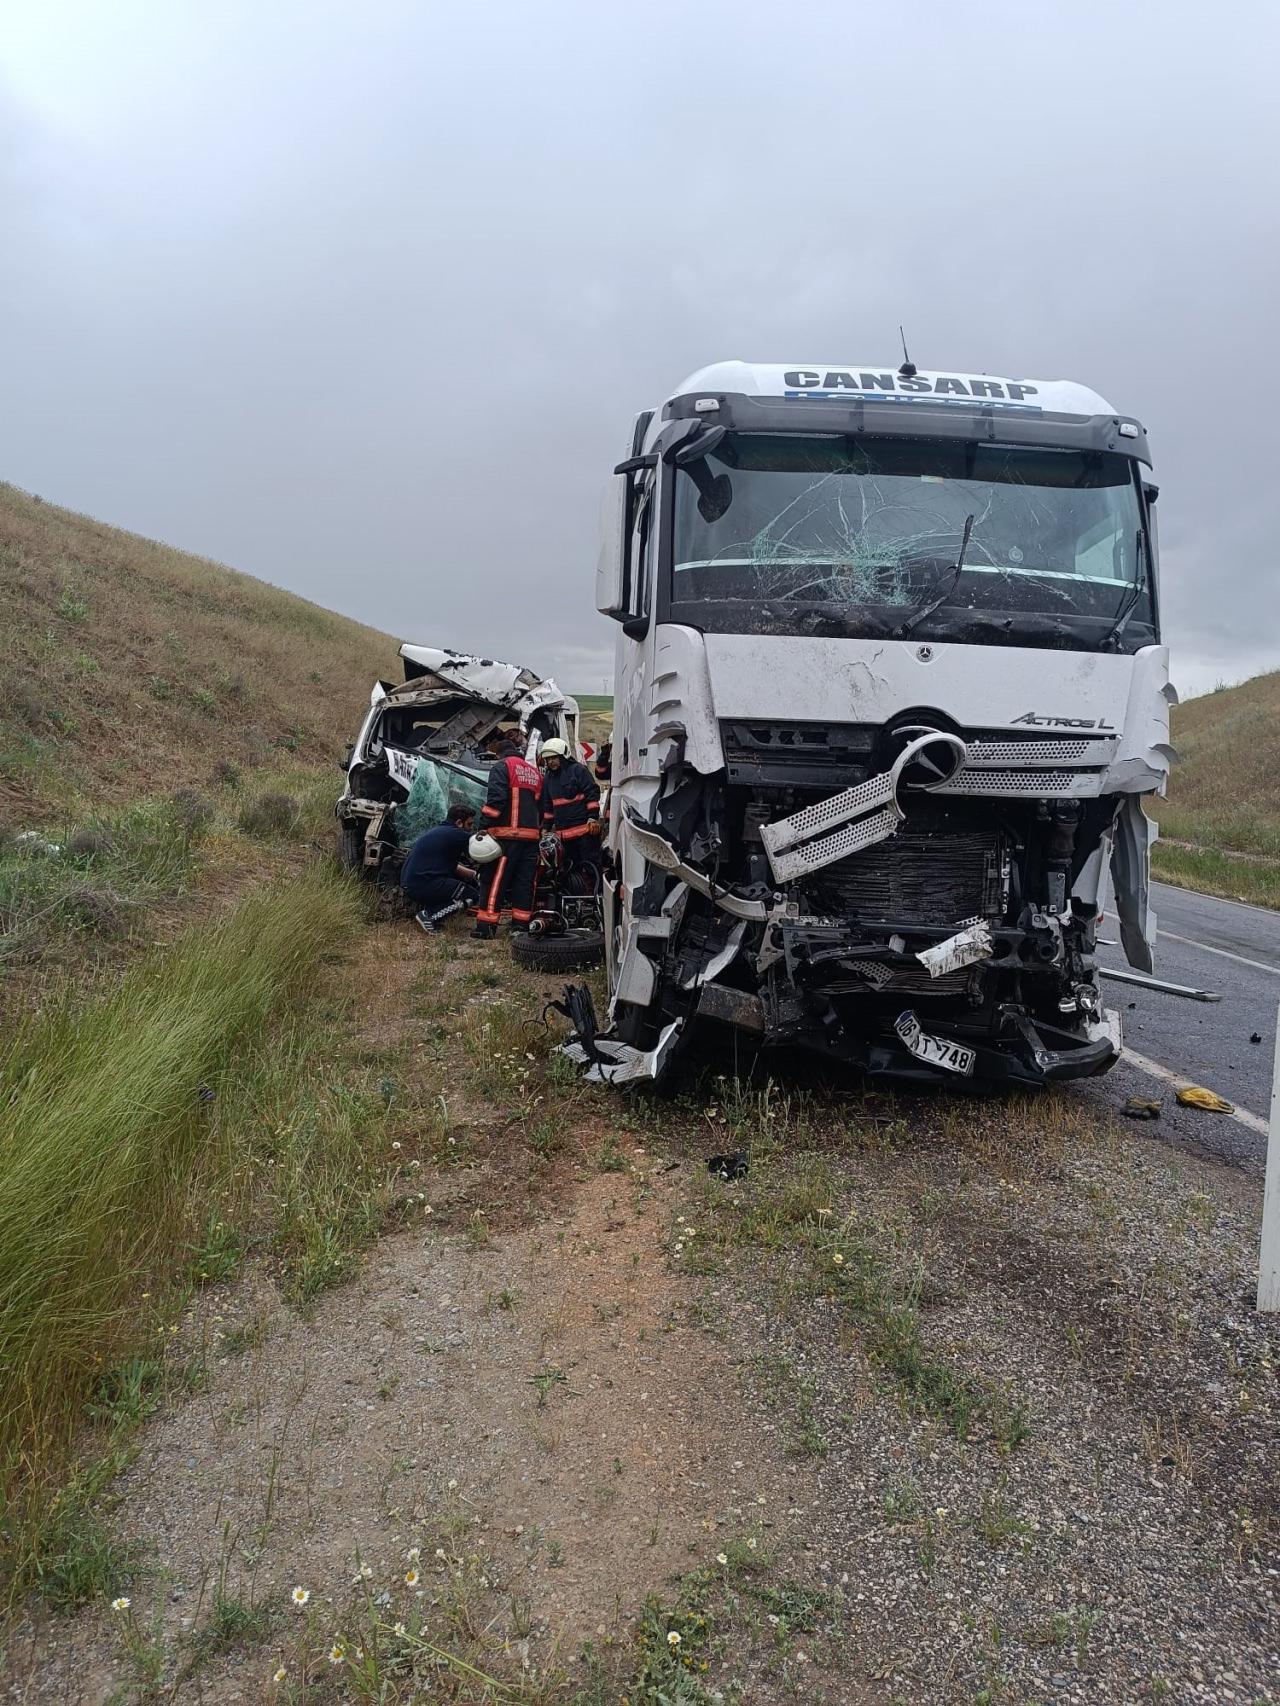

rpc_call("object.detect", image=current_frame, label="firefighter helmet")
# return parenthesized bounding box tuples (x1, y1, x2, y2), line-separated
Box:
(468, 833, 502, 864)
(540, 737, 570, 760)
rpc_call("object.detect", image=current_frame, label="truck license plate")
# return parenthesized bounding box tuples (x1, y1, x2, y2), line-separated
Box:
(894, 1010, 976, 1077)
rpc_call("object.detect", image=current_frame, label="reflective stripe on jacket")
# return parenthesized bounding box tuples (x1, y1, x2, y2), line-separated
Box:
(480, 754, 543, 841)
(541, 760, 601, 838)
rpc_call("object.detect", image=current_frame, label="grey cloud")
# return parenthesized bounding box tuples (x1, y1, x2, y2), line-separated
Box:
(1, 0, 1277, 699)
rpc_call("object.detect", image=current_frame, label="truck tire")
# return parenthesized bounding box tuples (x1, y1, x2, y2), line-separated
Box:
(511, 928, 605, 973)
(337, 819, 366, 873)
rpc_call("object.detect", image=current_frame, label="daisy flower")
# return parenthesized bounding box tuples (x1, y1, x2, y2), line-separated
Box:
(291, 1586, 310, 1608)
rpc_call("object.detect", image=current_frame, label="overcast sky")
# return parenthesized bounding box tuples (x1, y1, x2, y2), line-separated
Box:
(2, 1, 1277, 700)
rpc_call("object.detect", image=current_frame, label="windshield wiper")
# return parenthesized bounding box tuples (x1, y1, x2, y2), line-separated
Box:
(1099, 529, 1147, 651)
(896, 513, 976, 637)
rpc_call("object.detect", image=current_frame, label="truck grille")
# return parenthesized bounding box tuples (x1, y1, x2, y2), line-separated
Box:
(721, 720, 873, 788)
(809, 823, 1004, 925)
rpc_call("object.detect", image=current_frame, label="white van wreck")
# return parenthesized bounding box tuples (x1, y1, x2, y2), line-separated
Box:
(585, 360, 1174, 1089)
(337, 644, 580, 875)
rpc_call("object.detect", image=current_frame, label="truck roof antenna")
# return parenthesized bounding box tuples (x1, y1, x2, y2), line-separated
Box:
(898, 327, 917, 378)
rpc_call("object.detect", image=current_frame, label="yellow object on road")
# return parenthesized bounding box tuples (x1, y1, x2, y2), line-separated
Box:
(1175, 1085, 1235, 1113)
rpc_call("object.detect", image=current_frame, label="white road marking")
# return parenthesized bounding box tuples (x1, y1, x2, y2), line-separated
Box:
(1120, 1046, 1270, 1137)
(1158, 930, 1280, 978)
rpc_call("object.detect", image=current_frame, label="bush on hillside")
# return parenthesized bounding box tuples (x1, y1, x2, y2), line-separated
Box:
(237, 792, 300, 839)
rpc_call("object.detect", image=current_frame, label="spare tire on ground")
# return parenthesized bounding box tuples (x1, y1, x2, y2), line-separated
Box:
(511, 928, 605, 973)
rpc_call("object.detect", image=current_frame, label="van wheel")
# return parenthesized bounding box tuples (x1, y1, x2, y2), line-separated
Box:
(511, 929, 605, 973)
(337, 820, 366, 872)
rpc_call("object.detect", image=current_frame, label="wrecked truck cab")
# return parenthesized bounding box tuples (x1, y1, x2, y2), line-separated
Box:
(591, 361, 1174, 1089)
(336, 644, 580, 875)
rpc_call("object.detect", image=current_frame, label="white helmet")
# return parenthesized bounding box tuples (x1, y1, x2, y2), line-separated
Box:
(540, 737, 570, 760)
(468, 833, 502, 864)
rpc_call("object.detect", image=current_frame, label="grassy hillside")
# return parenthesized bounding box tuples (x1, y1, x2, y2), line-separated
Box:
(1152, 669, 1280, 907)
(0, 483, 399, 822)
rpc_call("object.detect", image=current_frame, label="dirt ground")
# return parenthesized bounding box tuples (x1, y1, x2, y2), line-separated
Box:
(4, 917, 1278, 1704)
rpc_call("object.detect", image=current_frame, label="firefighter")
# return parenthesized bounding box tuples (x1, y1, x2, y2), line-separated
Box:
(400, 803, 480, 933)
(539, 738, 601, 870)
(473, 737, 543, 938)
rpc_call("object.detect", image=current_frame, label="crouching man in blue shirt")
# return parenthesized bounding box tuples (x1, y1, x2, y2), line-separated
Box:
(400, 803, 480, 934)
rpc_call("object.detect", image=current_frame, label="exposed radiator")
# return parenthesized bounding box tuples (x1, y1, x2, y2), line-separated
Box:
(808, 823, 1004, 925)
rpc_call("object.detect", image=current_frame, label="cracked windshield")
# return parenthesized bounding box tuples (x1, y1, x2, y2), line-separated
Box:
(674, 434, 1147, 640)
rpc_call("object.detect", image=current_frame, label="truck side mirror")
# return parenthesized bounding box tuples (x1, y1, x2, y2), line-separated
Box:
(1142, 482, 1159, 505)
(595, 475, 629, 619)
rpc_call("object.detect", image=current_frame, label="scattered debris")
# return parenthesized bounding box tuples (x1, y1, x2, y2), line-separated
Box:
(708, 1152, 749, 1180)
(1250, 1031, 1263, 1044)
(1099, 966, 1221, 1002)
(12, 830, 62, 856)
(915, 918, 993, 979)
(1121, 1096, 1162, 1121)
(1175, 1085, 1235, 1114)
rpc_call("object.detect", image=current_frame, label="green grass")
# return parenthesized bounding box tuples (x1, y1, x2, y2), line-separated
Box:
(1151, 669, 1280, 907)
(1152, 841, 1280, 910)
(0, 865, 364, 1575)
(0, 797, 202, 975)
(222, 1026, 397, 1307)
(687, 1089, 1026, 1447)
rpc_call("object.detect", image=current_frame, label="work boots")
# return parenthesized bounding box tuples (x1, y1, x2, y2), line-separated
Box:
(470, 922, 497, 940)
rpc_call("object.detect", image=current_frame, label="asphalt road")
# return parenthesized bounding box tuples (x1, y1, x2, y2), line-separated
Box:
(1088, 881, 1279, 1169)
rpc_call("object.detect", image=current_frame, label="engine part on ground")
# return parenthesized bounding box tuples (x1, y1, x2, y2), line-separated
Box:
(560, 1020, 684, 1086)
(544, 983, 604, 1062)
(548, 984, 684, 1084)
(707, 1152, 749, 1180)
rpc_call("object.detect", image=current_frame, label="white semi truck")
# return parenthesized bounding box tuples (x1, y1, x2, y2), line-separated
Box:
(586, 360, 1174, 1088)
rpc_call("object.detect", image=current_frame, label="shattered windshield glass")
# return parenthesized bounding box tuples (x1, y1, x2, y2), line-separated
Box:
(672, 435, 1151, 646)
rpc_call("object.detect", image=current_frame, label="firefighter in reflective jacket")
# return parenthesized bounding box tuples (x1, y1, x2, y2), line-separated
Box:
(539, 738, 601, 869)
(472, 738, 543, 938)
